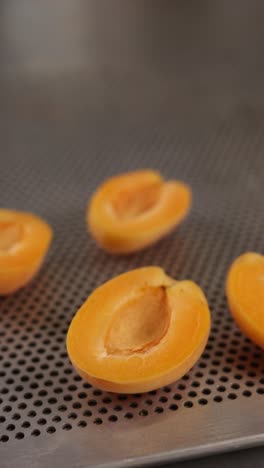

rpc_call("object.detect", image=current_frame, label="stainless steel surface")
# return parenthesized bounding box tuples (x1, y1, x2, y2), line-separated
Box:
(1, 1, 264, 467)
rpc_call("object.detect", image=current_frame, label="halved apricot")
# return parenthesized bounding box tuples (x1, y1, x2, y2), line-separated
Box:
(67, 267, 210, 393)
(0, 209, 53, 295)
(87, 170, 191, 253)
(226, 252, 264, 348)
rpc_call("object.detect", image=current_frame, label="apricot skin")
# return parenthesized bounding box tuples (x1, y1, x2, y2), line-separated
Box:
(226, 252, 264, 349)
(87, 170, 191, 254)
(67, 267, 210, 393)
(0, 209, 53, 295)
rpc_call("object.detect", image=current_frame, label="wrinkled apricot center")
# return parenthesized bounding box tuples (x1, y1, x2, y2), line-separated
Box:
(105, 286, 170, 355)
(0, 222, 23, 252)
(111, 182, 162, 220)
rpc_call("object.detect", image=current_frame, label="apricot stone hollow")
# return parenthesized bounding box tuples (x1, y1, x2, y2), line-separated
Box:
(0, 209, 53, 295)
(67, 267, 211, 393)
(87, 170, 192, 253)
(226, 252, 264, 349)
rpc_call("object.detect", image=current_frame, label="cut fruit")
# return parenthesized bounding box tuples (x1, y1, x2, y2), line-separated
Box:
(0, 209, 53, 295)
(87, 170, 191, 254)
(226, 252, 264, 348)
(67, 267, 210, 393)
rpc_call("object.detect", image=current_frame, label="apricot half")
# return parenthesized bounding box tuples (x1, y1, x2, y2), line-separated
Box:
(226, 252, 264, 348)
(87, 170, 191, 253)
(0, 209, 53, 295)
(67, 267, 210, 393)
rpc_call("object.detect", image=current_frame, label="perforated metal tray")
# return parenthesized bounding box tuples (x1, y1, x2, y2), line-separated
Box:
(1, 1, 264, 467)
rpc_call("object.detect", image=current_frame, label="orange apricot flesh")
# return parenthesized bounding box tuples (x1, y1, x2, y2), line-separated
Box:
(87, 170, 191, 254)
(0, 209, 53, 295)
(226, 252, 264, 348)
(67, 267, 210, 393)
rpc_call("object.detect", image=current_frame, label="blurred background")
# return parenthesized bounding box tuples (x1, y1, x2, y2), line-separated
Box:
(1, 0, 263, 229)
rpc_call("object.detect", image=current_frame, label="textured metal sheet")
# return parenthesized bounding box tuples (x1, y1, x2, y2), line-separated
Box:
(1, 0, 264, 466)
